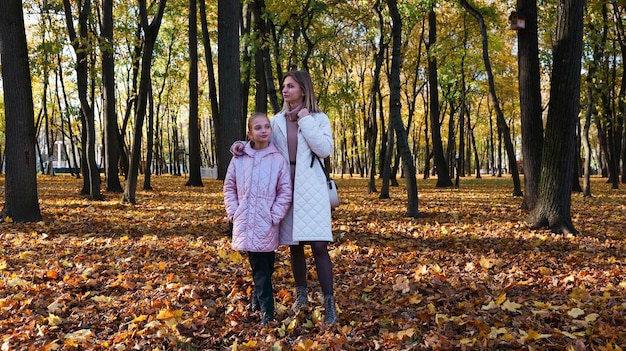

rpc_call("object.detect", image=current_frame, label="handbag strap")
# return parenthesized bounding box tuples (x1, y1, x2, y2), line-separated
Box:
(310, 153, 332, 184)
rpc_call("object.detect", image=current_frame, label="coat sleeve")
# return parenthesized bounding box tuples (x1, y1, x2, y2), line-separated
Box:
(297, 112, 333, 159)
(223, 161, 239, 222)
(270, 157, 293, 225)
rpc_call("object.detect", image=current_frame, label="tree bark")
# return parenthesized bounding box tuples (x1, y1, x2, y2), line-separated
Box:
(460, 0, 522, 197)
(517, 0, 543, 209)
(186, 0, 203, 187)
(427, 9, 453, 187)
(216, 0, 243, 180)
(63, 0, 102, 201)
(0, 0, 43, 222)
(528, 0, 585, 234)
(122, 0, 167, 204)
(101, 0, 123, 192)
(387, 0, 418, 217)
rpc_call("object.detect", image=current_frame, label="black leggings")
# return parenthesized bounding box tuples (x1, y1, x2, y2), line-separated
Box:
(290, 242, 334, 296)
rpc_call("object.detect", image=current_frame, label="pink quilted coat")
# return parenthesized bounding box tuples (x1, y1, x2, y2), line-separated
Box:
(223, 143, 292, 252)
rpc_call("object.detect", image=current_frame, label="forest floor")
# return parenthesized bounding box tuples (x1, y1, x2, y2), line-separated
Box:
(0, 174, 625, 350)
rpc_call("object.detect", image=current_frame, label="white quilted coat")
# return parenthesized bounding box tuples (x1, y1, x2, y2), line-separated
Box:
(223, 143, 293, 252)
(270, 111, 334, 244)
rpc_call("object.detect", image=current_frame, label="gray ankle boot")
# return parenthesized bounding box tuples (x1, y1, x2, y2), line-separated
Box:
(291, 286, 308, 313)
(323, 295, 337, 325)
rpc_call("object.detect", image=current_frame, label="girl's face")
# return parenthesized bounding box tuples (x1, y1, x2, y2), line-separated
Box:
(247, 116, 272, 148)
(282, 76, 305, 107)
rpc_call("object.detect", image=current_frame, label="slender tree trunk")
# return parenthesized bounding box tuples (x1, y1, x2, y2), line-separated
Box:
(122, 0, 167, 204)
(461, 0, 522, 196)
(63, 0, 102, 200)
(57, 53, 80, 177)
(427, 9, 453, 187)
(387, 0, 418, 217)
(582, 76, 593, 197)
(0, 0, 43, 222)
(528, 0, 585, 234)
(143, 89, 155, 190)
(199, 0, 220, 157)
(367, 3, 384, 193)
(186, 0, 203, 187)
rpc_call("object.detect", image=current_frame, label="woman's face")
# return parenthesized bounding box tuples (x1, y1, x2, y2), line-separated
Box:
(282, 76, 305, 107)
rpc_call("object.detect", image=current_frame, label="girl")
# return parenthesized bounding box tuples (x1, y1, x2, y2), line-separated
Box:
(223, 113, 292, 326)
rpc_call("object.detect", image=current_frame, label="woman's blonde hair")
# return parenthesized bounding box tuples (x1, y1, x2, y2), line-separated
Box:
(281, 70, 321, 113)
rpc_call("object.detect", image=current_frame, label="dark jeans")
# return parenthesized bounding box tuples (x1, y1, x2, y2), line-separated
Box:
(248, 251, 276, 314)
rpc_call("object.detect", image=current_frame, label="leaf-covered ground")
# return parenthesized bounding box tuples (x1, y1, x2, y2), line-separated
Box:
(0, 174, 625, 350)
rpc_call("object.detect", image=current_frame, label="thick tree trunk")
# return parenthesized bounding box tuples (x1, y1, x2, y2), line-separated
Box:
(216, 0, 243, 180)
(101, 0, 123, 193)
(528, 0, 585, 234)
(0, 0, 42, 222)
(517, 0, 543, 209)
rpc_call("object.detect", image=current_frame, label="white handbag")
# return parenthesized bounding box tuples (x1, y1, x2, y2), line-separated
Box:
(312, 154, 339, 209)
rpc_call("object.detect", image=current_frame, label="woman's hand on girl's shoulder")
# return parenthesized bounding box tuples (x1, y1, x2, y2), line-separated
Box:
(230, 141, 246, 157)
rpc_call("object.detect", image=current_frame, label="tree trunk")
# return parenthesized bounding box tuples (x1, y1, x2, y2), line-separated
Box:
(216, 0, 243, 180)
(528, 0, 585, 234)
(101, 0, 123, 193)
(122, 0, 167, 204)
(582, 74, 594, 197)
(517, 0, 543, 209)
(186, 0, 203, 187)
(143, 90, 155, 190)
(461, 0, 522, 197)
(0, 0, 43, 222)
(63, 0, 102, 201)
(387, 0, 418, 217)
(367, 3, 384, 193)
(199, 0, 220, 156)
(427, 9, 453, 187)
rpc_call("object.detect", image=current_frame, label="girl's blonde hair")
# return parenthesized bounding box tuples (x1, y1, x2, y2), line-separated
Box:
(281, 70, 321, 113)
(247, 112, 270, 130)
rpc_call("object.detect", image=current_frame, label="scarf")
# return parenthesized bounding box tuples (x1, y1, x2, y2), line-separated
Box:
(286, 104, 303, 122)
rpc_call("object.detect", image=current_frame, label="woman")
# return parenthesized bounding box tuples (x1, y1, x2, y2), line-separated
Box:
(232, 70, 337, 324)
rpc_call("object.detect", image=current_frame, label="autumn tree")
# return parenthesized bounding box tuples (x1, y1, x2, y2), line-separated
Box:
(101, 0, 123, 193)
(0, 0, 43, 222)
(387, 0, 419, 217)
(460, 0, 522, 197)
(123, 0, 167, 204)
(528, 0, 585, 234)
(427, 8, 453, 187)
(63, 0, 103, 201)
